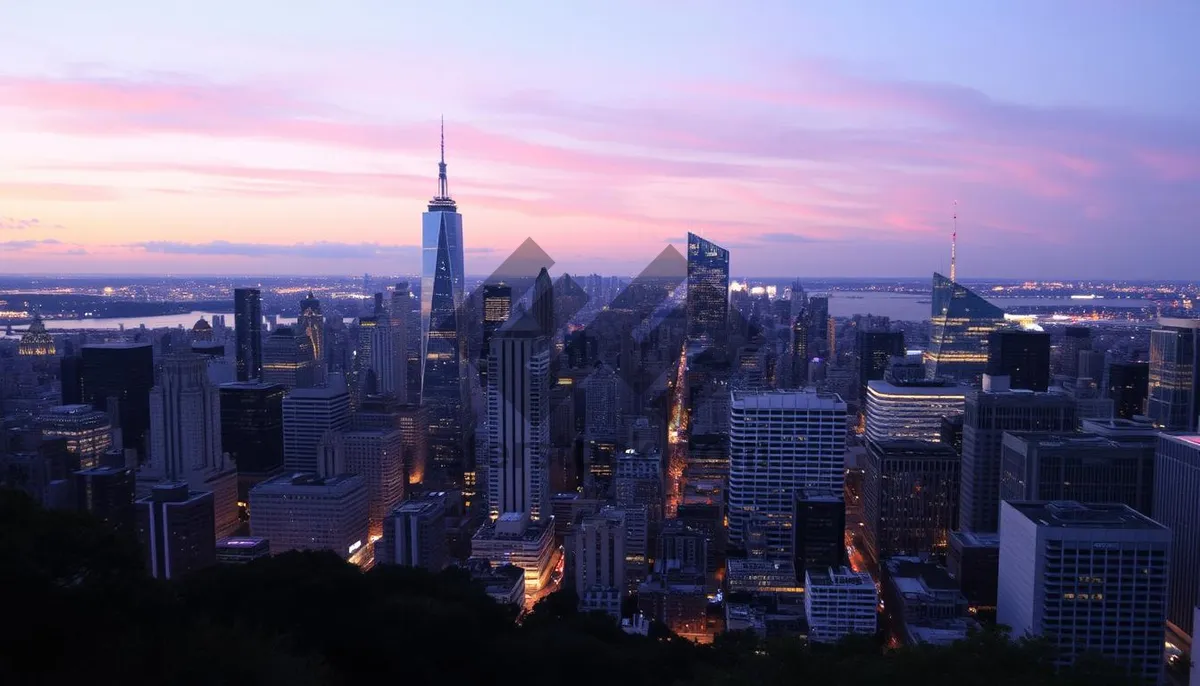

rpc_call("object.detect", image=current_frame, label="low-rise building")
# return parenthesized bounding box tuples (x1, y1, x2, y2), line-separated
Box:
(804, 565, 877, 643)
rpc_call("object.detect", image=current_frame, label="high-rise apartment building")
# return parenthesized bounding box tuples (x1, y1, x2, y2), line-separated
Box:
(864, 378, 966, 444)
(80, 342, 154, 461)
(234, 287, 262, 382)
(987, 330, 1051, 392)
(997, 501, 1169, 685)
(804, 566, 878, 643)
(863, 439, 960, 562)
(486, 319, 550, 521)
(728, 390, 847, 558)
(1000, 432, 1155, 515)
(686, 232, 730, 355)
(37, 404, 112, 470)
(249, 472, 369, 561)
(135, 482, 216, 580)
(925, 273, 1007, 383)
(146, 354, 239, 539)
(1153, 434, 1200, 637)
(1147, 318, 1200, 432)
(282, 382, 352, 473)
(959, 377, 1076, 533)
(480, 283, 512, 387)
(378, 497, 447, 571)
(261, 326, 317, 390)
(420, 126, 468, 484)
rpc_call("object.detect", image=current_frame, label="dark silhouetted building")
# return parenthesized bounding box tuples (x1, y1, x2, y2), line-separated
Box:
(1000, 432, 1155, 515)
(261, 326, 317, 390)
(135, 482, 216, 580)
(220, 381, 286, 501)
(947, 531, 1000, 617)
(857, 330, 905, 399)
(987, 330, 1050, 392)
(74, 459, 135, 533)
(794, 488, 845, 571)
(80, 342, 154, 462)
(215, 537, 270, 564)
(1153, 434, 1200, 638)
(378, 496, 448, 571)
(686, 232, 730, 355)
(1059, 326, 1091, 379)
(863, 439, 960, 562)
(1107, 360, 1149, 420)
(234, 287, 263, 382)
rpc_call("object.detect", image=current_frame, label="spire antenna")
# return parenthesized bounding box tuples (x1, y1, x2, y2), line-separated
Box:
(436, 116, 450, 200)
(950, 201, 958, 283)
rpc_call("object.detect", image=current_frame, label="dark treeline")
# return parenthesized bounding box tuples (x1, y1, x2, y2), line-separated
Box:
(0, 489, 1139, 686)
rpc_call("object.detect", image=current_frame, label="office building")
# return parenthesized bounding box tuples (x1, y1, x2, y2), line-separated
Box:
(297, 290, 324, 365)
(215, 537, 270, 564)
(38, 404, 111, 470)
(808, 295, 831, 359)
(793, 488, 845, 572)
(147, 354, 239, 539)
(987, 330, 1050, 392)
(572, 508, 627, 617)
(479, 283, 512, 387)
(959, 377, 1076, 533)
(1107, 361, 1150, 420)
(997, 501, 1169, 685)
(234, 288, 262, 382)
(378, 497, 448, 571)
(925, 273, 1007, 383)
(864, 378, 966, 444)
(486, 319, 550, 521)
(946, 531, 1001, 616)
(282, 383, 352, 473)
(881, 557, 974, 646)
(863, 439, 960, 562)
(219, 381, 285, 486)
(470, 512, 555, 606)
(726, 558, 804, 599)
(533, 267, 555, 339)
(658, 519, 710, 578)
(1000, 432, 1155, 515)
(804, 566, 878, 643)
(1059, 326, 1092, 379)
(249, 472, 369, 561)
(80, 342, 154, 461)
(330, 429, 406, 538)
(1153, 434, 1200, 637)
(261, 326, 317, 390)
(857, 330, 905, 399)
(686, 232, 730, 354)
(1148, 318, 1200, 432)
(135, 482, 216, 580)
(729, 390, 847, 558)
(74, 460, 135, 532)
(420, 126, 468, 483)
(467, 559, 526, 607)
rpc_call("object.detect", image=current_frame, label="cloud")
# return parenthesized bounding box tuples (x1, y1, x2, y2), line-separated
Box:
(0, 238, 61, 249)
(0, 182, 119, 201)
(132, 240, 418, 260)
(759, 232, 826, 243)
(0, 217, 41, 230)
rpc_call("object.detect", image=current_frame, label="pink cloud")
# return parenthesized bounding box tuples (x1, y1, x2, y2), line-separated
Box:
(0, 182, 119, 201)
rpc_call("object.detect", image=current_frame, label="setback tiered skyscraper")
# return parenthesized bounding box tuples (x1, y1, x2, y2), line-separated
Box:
(421, 124, 468, 484)
(686, 232, 730, 355)
(925, 273, 1007, 383)
(234, 287, 262, 382)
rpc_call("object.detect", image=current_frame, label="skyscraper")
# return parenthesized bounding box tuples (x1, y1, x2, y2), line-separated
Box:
(1000, 432, 1155, 515)
(987, 330, 1051, 392)
(925, 273, 1007, 383)
(1147, 318, 1200, 432)
(282, 383, 352, 473)
(261, 326, 317, 390)
(147, 353, 239, 539)
(728, 390, 847, 558)
(135, 482, 216, 580)
(1153, 434, 1200, 637)
(219, 381, 286, 501)
(998, 501, 1169, 685)
(486, 317, 550, 521)
(80, 342, 154, 461)
(807, 295, 830, 359)
(686, 232, 729, 355)
(298, 290, 324, 364)
(958, 377, 1077, 533)
(533, 267, 555, 339)
(863, 439, 960, 562)
(378, 497, 447, 571)
(1107, 360, 1149, 420)
(249, 472, 369, 560)
(856, 330, 905, 399)
(234, 288, 262, 382)
(325, 429, 406, 539)
(37, 404, 112, 470)
(1059, 326, 1092, 379)
(421, 123, 468, 484)
(864, 378, 966, 444)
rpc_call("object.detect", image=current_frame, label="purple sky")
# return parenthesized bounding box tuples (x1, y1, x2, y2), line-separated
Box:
(0, 1, 1197, 278)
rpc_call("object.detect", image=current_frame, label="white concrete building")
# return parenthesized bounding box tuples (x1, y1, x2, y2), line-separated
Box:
(864, 379, 966, 443)
(804, 565, 878, 643)
(249, 472, 369, 561)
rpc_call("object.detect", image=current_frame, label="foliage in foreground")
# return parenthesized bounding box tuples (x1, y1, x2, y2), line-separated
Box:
(0, 489, 1140, 686)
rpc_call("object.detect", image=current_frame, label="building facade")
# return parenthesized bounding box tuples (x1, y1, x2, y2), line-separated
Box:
(1153, 434, 1200, 637)
(486, 320, 551, 521)
(864, 379, 966, 444)
(234, 287, 262, 382)
(378, 497, 448, 571)
(282, 384, 352, 473)
(249, 472, 369, 560)
(1147, 318, 1200, 432)
(863, 439, 960, 562)
(804, 566, 878, 643)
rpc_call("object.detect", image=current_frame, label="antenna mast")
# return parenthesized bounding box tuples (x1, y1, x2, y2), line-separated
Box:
(950, 201, 958, 283)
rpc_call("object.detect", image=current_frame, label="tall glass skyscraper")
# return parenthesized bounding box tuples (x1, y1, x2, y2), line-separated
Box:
(925, 272, 1006, 383)
(686, 232, 729, 355)
(1147, 318, 1200, 432)
(420, 124, 468, 484)
(234, 287, 262, 382)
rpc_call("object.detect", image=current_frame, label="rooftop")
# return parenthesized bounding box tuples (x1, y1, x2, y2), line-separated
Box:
(884, 557, 961, 592)
(82, 342, 152, 350)
(220, 381, 285, 391)
(732, 389, 846, 411)
(869, 439, 959, 458)
(948, 531, 1000, 548)
(805, 565, 874, 588)
(868, 379, 967, 396)
(1006, 500, 1166, 531)
(252, 472, 363, 493)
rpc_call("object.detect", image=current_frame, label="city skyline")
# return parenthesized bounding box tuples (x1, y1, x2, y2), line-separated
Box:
(0, 2, 1197, 279)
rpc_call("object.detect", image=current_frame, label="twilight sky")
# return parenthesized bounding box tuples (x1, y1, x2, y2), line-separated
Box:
(0, 1, 1197, 279)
